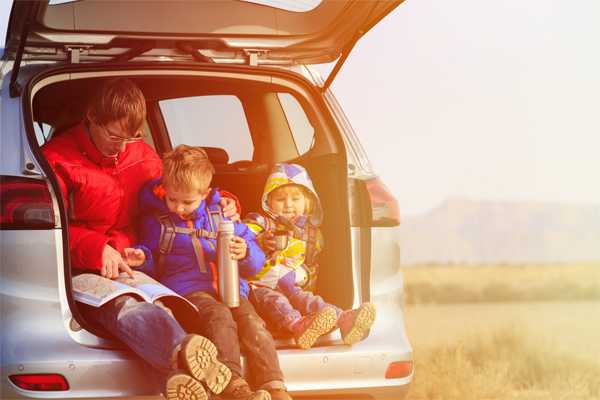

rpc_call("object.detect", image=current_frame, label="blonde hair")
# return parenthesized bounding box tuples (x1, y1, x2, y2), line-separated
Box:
(266, 184, 315, 216)
(162, 145, 214, 193)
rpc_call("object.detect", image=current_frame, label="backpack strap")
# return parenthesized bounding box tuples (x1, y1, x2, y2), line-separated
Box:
(206, 203, 223, 233)
(189, 230, 208, 274)
(304, 224, 319, 265)
(176, 225, 218, 275)
(264, 213, 273, 233)
(263, 212, 319, 266)
(154, 212, 177, 276)
(154, 210, 224, 276)
(284, 224, 317, 265)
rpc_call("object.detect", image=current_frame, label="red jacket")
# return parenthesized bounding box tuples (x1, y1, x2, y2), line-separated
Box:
(41, 122, 163, 272)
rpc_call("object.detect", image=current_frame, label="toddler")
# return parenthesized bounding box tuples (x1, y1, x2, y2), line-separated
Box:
(244, 163, 376, 350)
(123, 145, 291, 400)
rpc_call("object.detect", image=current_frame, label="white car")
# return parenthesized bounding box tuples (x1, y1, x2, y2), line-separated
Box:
(0, 1, 413, 398)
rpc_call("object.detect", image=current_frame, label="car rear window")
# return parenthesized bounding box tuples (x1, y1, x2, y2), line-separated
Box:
(159, 95, 254, 163)
(278, 93, 315, 156)
(49, 0, 323, 12)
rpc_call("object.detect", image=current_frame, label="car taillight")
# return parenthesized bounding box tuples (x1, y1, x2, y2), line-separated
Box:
(8, 374, 69, 391)
(385, 361, 413, 379)
(0, 175, 55, 229)
(365, 176, 400, 226)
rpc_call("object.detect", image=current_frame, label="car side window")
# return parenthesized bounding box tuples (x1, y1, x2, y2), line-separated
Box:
(33, 122, 52, 146)
(159, 95, 254, 163)
(140, 120, 155, 151)
(278, 93, 315, 156)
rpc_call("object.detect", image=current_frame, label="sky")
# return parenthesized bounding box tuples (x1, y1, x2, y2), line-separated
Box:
(1, 0, 598, 216)
(316, 0, 600, 216)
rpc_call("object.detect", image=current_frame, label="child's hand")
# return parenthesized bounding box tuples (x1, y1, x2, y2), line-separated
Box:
(229, 236, 247, 260)
(262, 231, 276, 252)
(121, 248, 146, 267)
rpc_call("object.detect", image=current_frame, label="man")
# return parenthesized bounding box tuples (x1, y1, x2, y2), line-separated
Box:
(41, 78, 240, 399)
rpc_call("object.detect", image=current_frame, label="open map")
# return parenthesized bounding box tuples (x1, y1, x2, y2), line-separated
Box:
(72, 271, 197, 313)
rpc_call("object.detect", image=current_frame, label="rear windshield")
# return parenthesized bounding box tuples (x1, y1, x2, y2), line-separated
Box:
(159, 93, 315, 163)
(160, 96, 254, 163)
(48, 0, 322, 12)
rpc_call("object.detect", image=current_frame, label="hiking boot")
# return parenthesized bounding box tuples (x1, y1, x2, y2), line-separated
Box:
(268, 388, 293, 400)
(337, 302, 377, 346)
(166, 369, 208, 400)
(221, 377, 271, 400)
(178, 334, 231, 394)
(292, 307, 337, 350)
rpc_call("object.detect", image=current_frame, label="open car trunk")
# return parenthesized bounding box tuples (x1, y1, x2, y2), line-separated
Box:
(29, 63, 354, 347)
(3, 2, 412, 398)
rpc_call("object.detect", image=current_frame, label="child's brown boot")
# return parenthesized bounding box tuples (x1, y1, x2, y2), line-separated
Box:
(337, 302, 377, 345)
(221, 376, 271, 400)
(166, 369, 208, 400)
(292, 307, 337, 349)
(268, 388, 293, 400)
(177, 334, 232, 394)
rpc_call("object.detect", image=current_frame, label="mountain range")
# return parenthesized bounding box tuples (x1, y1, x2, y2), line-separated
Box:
(399, 199, 600, 265)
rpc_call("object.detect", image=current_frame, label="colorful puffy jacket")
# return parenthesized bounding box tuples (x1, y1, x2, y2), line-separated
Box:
(243, 163, 324, 296)
(41, 122, 162, 272)
(135, 178, 265, 298)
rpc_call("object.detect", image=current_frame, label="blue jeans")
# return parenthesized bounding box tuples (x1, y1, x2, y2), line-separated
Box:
(252, 286, 343, 330)
(183, 291, 286, 391)
(79, 295, 187, 396)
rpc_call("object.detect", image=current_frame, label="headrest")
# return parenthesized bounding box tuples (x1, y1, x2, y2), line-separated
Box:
(200, 147, 229, 165)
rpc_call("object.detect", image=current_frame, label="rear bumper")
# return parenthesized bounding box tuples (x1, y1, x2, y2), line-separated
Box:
(290, 383, 412, 400)
(278, 346, 413, 399)
(269, 294, 413, 400)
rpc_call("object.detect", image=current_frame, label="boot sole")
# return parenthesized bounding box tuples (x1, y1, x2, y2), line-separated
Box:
(249, 389, 272, 400)
(341, 303, 377, 346)
(296, 307, 337, 350)
(166, 369, 208, 400)
(180, 335, 232, 394)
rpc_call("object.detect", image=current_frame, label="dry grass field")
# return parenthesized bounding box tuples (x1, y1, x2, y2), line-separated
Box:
(402, 263, 599, 304)
(402, 263, 600, 400)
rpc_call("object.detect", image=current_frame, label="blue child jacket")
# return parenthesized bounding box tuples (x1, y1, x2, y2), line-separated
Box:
(135, 178, 265, 298)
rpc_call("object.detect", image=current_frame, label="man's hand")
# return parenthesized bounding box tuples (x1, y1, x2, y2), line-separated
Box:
(121, 248, 146, 267)
(229, 236, 247, 260)
(261, 231, 276, 253)
(101, 245, 136, 279)
(220, 197, 240, 222)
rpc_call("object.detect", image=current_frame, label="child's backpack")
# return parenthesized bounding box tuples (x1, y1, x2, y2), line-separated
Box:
(153, 204, 223, 276)
(260, 212, 319, 292)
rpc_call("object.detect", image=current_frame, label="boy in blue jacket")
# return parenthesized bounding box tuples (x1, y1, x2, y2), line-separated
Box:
(123, 145, 290, 400)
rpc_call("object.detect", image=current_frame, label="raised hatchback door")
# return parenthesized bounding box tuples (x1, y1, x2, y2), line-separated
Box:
(4, 0, 403, 65)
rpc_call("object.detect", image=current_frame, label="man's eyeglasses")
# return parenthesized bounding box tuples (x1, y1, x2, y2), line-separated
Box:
(102, 123, 142, 144)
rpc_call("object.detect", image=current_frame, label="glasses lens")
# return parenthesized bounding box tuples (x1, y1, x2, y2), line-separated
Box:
(103, 123, 141, 143)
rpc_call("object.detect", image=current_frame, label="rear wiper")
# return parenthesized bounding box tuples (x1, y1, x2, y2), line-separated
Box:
(176, 42, 215, 63)
(113, 40, 156, 63)
(9, 20, 30, 98)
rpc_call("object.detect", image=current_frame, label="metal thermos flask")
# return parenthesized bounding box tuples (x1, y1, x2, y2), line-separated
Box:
(217, 220, 240, 308)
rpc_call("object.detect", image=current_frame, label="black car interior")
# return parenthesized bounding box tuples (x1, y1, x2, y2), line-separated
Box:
(33, 73, 354, 339)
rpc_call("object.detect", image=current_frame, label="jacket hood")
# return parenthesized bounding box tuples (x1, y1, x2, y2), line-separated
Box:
(262, 163, 323, 227)
(139, 178, 220, 220)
